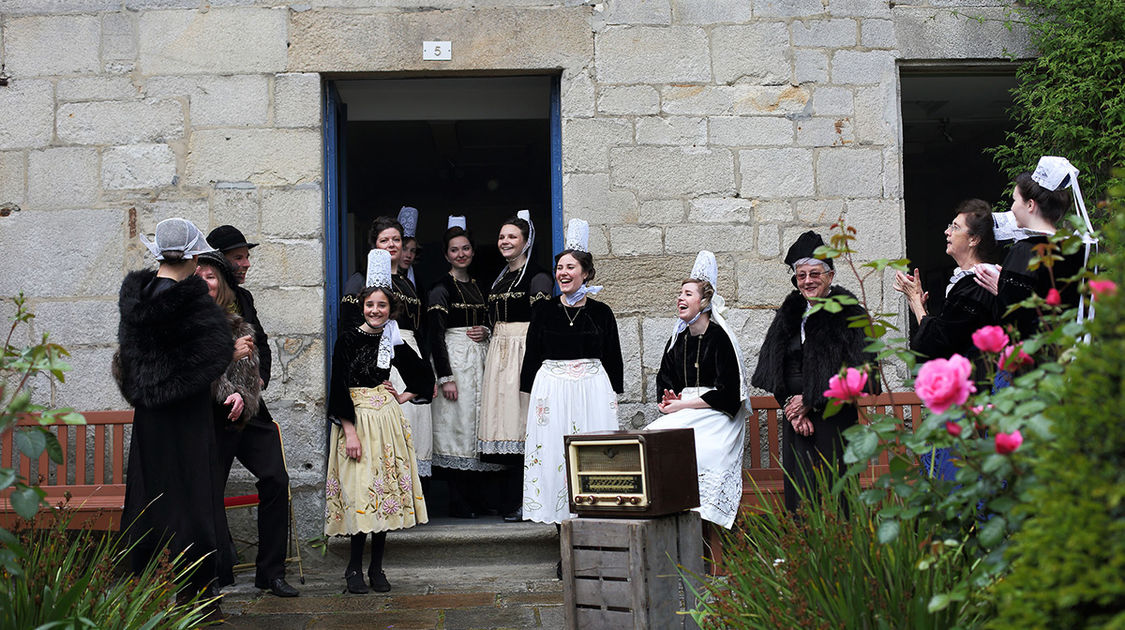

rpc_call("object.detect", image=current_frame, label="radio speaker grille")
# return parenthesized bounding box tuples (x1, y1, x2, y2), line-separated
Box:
(575, 443, 642, 471)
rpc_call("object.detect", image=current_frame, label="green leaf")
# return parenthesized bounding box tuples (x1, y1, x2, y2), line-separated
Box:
(10, 485, 44, 520)
(45, 431, 63, 465)
(978, 516, 1008, 548)
(877, 519, 900, 543)
(14, 428, 46, 459)
(60, 411, 86, 425)
(0, 468, 15, 491)
(928, 593, 952, 612)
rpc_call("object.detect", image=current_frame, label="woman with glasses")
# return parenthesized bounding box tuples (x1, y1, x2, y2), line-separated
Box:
(894, 199, 1001, 366)
(893, 200, 1001, 480)
(752, 231, 878, 512)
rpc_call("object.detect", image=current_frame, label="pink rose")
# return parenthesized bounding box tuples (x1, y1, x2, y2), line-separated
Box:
(1045, 288, 1061, 306)
(824, 367, 869, 401)
(915, 354, 977, 414)
(997, 345, 1034, 372)
(1090, 279, 1117, 300)
(971, 326, 1009, 354)
(995, 430, 1023, 455)
(945, 421, 963, 437)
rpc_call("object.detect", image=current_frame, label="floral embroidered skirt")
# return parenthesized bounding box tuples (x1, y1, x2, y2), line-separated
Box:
(324, 385, 429, 536)
(390, 329, 432, 477)
(646, 387, 747, 529)
(478, 321, 531, 455)
(522, 358, 618, 525)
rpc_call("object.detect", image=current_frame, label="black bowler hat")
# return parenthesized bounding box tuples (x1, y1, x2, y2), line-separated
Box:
(207, 225, 258, 252)
(784, 230, 833, 288)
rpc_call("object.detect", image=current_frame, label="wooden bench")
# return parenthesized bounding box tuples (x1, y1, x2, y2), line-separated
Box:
(741, 392, 923, 509)
(0, 410, 132, 530)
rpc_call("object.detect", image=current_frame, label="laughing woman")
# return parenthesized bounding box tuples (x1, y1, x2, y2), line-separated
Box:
(646, 251, 748, 530)
(520, 219, 624, 525)
(427, 217, 502, 518)
(325, 250, 434, 595)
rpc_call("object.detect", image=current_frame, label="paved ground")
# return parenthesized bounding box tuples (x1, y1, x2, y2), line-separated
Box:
(219, 517, 565, 629)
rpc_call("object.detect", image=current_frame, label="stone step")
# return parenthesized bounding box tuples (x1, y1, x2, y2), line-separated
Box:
(384, 516, 560, 568)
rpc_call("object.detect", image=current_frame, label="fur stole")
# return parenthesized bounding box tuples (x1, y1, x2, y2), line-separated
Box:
(212, 314, 261, 429)
(114, 270, 234, 408)
(751, 286, 879, 410)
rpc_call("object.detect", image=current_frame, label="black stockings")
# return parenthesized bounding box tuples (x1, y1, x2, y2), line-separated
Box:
(347, 531, 388, 575)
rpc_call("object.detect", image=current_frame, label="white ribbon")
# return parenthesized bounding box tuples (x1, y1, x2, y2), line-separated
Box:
(563, 283, 602, 306)
(373, 320, 405, 369)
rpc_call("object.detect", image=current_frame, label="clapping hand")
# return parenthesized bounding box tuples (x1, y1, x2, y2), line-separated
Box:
(657, 389, 682, 414)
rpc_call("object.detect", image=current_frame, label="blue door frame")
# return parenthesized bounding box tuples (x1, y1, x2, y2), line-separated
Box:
(322, 74, 563, 358)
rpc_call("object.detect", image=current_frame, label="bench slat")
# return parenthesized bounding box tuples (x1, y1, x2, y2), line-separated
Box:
(75, 425, 87, 486)
(112, 423, 124, 483)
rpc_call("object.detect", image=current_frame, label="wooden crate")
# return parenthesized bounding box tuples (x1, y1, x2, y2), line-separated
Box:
(561, 512, 703, 630)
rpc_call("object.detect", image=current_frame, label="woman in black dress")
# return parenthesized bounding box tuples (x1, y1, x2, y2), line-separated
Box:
(342, 216, 433, 477)
(752, 231, 878, 512)
(427, 218, 501, 517)
(520, 219, 624, 525)
(974, 157, 1089, 340)
(894, 200, 1000, 480)
(480, 211, 553, 521)
(115, 218, 233, 611)
(325, 249, 434, 594)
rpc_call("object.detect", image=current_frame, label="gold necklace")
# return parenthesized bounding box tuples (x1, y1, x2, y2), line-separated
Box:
(451, 274, 484, 327)
(562, 303, 583, 327)
(682, 332, 702, 388)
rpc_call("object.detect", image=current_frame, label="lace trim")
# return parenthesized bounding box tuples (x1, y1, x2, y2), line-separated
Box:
(478, 439, 525, 455)
(428, 304, 448, 314)
(698, 468, 743, 528)
(431, 453, 506, 472)
(529, 292, 551, 304)
(341, 294, 360, 305)
(416, 459, 432, 478)
(489, 291, 525, 302)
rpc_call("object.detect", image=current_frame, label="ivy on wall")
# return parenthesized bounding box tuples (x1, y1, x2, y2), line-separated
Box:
(991, 0, 1125, 222)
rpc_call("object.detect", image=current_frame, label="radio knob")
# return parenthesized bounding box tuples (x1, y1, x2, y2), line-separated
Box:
(573, 496, 585, 504)
(628, 497, 640, 505)
(615, 496, 626, 505)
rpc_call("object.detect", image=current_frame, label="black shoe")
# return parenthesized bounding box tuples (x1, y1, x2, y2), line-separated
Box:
(503, 509, 524, 523)
(368, 569, 392, 593)
(256, 576, 299, 598)
(345, 570, 369, 594)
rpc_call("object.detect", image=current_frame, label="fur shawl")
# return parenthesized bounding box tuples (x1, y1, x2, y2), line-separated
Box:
(212, 314, 261, 429)
(751, 286, 879, 411)
(114, 270, 234, 408)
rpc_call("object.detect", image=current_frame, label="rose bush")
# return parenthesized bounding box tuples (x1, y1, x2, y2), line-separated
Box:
(915, 354, 977, 414)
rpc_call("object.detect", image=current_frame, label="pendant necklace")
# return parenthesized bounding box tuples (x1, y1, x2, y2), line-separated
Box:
(563, 304, 583, 327)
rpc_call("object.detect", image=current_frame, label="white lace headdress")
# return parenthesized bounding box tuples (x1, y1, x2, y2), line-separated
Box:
(564, 218, 589, 253)
(364, 248, 403, 368)
(1033, 155, 1098, 326)
(561, 218, 602, 305)
(668, 251, 749, 406)
(398, 206, 419, 239)
(447, 215, 467, 230)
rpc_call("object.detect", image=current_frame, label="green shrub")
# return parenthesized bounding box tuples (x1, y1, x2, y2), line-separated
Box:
(0, 508, 214, 630)
(987, 179, 1125, 629)
(688, 471, 986, 629)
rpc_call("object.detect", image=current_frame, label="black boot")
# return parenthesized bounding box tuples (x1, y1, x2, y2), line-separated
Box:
(345, 533, 369, 594)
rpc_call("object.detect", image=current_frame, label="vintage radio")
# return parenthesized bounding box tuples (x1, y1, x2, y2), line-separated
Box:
(564, 429, 699, 518)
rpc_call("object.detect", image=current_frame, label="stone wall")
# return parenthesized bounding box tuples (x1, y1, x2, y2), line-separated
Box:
(0, 0, 1031, 537)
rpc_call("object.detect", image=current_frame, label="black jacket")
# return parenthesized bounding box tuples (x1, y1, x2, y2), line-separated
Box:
(751, 286, 879, 412)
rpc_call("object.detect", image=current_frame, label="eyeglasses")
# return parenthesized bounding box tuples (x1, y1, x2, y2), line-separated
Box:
(795, 271, 828, 281)
(947, 222, 964, 233)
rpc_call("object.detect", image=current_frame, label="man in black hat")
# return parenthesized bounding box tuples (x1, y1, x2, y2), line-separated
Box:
(206, 225, 299, 598)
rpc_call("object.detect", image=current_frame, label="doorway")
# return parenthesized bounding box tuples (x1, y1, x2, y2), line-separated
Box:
(900, 67, 1017, 319)
(332, 76, 556, 291)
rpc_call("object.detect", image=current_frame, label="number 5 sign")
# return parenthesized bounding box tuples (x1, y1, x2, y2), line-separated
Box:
(423, 41, 452, 61)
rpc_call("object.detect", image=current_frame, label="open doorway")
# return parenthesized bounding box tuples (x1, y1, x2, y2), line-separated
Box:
(334, 76, 556, 292)
(900, 67, 1017, 321)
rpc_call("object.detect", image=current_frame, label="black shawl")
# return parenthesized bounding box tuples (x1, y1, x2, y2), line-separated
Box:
(115, 270, 234, 408)
(751, 285, 879, 411)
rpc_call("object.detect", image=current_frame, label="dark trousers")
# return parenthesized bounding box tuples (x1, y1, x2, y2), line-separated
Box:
(217, 403, 290, 583)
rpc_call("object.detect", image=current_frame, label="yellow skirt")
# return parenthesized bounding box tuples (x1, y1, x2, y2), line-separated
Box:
(324, 385, 428, 536)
